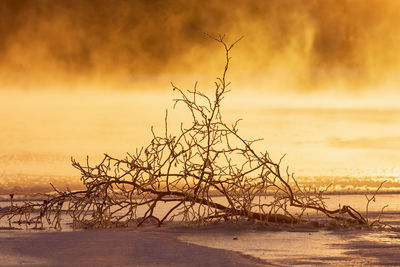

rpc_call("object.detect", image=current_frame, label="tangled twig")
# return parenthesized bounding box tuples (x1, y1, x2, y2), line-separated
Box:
(0, 34, 386, 230)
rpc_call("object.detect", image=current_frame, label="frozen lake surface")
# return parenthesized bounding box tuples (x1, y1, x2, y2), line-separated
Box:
(1, 194, 400, 266)
(0, 218, 400, 266)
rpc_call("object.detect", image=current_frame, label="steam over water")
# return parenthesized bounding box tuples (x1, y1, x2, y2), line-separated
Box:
(1, 1, 400, 194)
(1, 91, 399, 194)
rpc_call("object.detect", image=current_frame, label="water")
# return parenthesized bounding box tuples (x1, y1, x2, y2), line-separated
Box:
(1, 91, 400, 194)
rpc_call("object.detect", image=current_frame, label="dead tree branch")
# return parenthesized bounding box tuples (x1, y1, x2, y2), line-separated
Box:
(0, 34, 381, 230)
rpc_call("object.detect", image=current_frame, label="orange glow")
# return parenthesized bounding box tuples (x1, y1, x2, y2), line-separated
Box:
(0, 1, 400, 93)
(1, 1, 400, 193)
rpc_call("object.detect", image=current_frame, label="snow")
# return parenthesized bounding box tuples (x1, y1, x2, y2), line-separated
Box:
(0, 227, 266, 267)
(1, 222, 400, 266)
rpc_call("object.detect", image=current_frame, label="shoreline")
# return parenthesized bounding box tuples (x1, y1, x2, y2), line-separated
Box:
(1, 190, 400, 202)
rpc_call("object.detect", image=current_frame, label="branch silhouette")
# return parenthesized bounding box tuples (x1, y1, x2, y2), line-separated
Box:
(1, 34, 381, 230)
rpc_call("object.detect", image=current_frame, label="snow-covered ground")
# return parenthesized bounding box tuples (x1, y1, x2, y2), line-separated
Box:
(1, 221, 400, 266)
(0, 227, 266, 267)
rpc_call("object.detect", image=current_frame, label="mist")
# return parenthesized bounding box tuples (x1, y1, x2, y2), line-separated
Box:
(1, 0, 400, 93)
(1, 0, 400, 193)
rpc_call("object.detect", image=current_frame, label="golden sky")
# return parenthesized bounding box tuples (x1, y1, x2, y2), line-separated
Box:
(1, 0, 400, 94)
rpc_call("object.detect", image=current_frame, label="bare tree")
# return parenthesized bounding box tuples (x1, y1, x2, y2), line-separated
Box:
(1, 34, 377, 230)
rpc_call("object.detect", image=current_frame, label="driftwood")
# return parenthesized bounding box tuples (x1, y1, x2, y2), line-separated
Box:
(1, 34, 375, 230)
